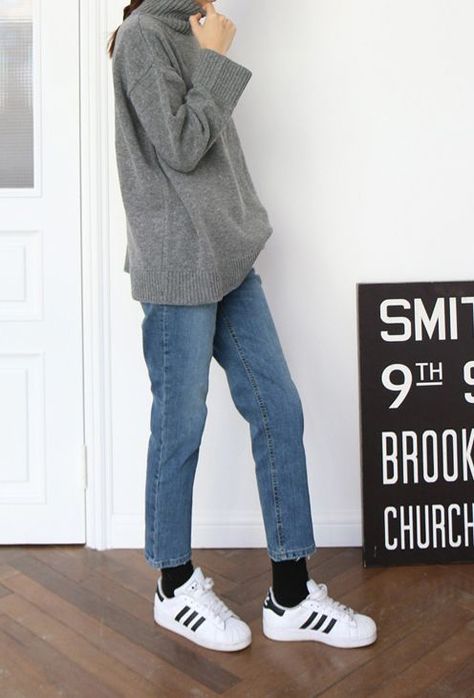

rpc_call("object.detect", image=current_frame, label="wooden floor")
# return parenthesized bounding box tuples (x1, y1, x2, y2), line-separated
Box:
(0, 546, 473, 697)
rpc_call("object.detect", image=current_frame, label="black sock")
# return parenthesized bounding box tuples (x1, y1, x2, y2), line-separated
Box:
(160, 559, 194, 598)
(271, 556, 309, 608)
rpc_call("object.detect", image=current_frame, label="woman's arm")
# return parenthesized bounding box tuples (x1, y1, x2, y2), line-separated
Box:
(121, 21, 252, 173)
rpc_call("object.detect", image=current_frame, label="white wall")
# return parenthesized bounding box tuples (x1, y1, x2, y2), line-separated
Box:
(105, 0, 474, 550)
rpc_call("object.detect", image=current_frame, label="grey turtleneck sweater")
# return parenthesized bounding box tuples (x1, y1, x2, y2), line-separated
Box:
(112, 0, 273, 304)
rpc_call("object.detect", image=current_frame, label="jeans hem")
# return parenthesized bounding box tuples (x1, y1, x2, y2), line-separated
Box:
(268, 543, 317, 562)
(144, 551, 192, 569)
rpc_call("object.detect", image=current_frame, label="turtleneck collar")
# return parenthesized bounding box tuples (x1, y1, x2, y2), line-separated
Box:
(135, 0, 203, 35)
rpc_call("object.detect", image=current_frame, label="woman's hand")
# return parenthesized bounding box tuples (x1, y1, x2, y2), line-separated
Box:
(189, 2, 236, 56)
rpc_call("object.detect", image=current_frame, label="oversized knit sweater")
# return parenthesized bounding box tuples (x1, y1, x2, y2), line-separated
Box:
(112, 0, 273, 304)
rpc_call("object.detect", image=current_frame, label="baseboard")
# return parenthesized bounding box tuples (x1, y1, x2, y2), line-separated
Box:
(104, 510, 363, 550)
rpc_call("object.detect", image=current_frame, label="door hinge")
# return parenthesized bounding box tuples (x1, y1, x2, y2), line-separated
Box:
(81, 444, 88, 490)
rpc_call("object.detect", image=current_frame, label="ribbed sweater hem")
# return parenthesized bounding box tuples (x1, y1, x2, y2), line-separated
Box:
(128, 244, 267, 305)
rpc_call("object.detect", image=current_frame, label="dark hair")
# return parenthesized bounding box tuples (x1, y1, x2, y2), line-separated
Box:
(107, 0, 145, 58)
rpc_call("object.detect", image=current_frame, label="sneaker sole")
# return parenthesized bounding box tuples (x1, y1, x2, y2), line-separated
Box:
(262, 621, 377, 648)
(154, 598, 252, 652)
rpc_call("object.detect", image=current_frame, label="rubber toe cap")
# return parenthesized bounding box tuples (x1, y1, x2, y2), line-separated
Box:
(354, 612, 377, 639)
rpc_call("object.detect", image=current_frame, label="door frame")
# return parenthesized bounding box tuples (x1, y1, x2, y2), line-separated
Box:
(79, 0, 115, 549)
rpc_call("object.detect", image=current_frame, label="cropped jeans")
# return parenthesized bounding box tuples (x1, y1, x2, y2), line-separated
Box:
(140, 267, 316, 569)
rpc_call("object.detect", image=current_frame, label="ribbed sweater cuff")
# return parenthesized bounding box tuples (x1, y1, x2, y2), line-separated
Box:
(192, 48, 252, 109)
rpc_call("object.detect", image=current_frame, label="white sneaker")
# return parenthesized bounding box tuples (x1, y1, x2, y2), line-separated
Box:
(154, 566, 252, 652)
(262, 578, 377, 648)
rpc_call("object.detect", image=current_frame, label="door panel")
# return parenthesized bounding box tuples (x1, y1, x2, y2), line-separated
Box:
(0, 0, 85, 542)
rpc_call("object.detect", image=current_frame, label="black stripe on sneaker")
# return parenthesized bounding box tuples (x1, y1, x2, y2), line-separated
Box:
(322, 617, 337, 634)
(191, 616, 206, 631)
(175, 605, 190, 621)
(183, 610, 199, 626)
(312, 614, 328, 630)
(156, 585, 165, 602)
(300, 611, 318, 629)
(263, 592, 286, 616)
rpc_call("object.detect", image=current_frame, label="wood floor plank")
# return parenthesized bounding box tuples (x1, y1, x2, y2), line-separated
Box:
(223, 565, 465, 692)
(446, 566, 474, 595)
(0, 583, 12, 599)
(1, 546, 473, 697)
(0, 621, 62, 698)
(0, 594, 167, 698)
(30, 546, 123, 584)
(0, 614, 118, 698)
(455, 591, 474, 616)
(369, 619, 474, 697)
(29, 548, 154, 624)
(315, 595, 473, 697)
(9, 555, 241, 694)
(72, 547, 159, 601)
(0, 563, 21, 582)
(0, 568, 214, 697)
(0, 547, 30, 565)
(417, 651, 474, 698)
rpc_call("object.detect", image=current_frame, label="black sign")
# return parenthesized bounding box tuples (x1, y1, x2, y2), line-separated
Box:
(357, 280, 474, 566)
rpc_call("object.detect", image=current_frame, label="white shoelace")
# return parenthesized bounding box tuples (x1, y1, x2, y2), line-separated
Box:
(307, 582, 355, 620)
(189, 576, 234, 622)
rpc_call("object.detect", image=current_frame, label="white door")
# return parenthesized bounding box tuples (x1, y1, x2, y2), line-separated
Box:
(0, 0, 85, 542)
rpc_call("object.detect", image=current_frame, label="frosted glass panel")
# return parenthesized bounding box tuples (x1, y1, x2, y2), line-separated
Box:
(0, 0, 34, 188)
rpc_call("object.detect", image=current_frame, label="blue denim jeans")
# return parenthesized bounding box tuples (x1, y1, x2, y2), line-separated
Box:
(140, 267, 316, 568)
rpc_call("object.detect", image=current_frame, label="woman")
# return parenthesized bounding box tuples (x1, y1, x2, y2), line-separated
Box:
(108, 0, 377, 653)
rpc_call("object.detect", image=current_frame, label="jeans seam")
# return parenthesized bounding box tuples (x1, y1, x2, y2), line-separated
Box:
(150, 305, 168, 560)
(220, 308, 285, 553)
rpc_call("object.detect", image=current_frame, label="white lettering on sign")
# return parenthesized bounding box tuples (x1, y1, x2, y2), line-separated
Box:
(384, 502, 474, 550)
(381, 428, 474, 484)
(380, 360, 474, 408)
(464, 361, 474, 404)
(380, 296, 474, 341)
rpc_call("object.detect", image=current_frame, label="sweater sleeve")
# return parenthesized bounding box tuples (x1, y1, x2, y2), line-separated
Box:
(126, 38, 253, 173)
